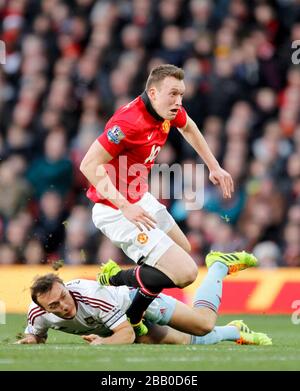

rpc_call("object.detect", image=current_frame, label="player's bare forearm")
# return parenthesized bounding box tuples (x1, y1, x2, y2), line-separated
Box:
(179, 116, 220, 171)
(15, 334, 46, 344)
(80, 140, 129, 209)
(92, 164, 129, 209)
(82, 322, 135, 345)
(179, 116, 234, 198)
(102, 326, 135, 345)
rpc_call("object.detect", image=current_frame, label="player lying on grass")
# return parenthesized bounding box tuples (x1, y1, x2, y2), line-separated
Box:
(17, 251, 272, 346)
(98, 250, 267, 341)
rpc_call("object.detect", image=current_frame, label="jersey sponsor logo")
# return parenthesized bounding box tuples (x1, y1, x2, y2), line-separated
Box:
(137, 232, 149, 244)
(107, 125, 125, 144)
(162, 120, 170, 133)
(84, 316, 98, 325)
(144, 144, 161, 164)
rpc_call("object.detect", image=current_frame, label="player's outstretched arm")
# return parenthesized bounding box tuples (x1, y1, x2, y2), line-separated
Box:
(15, 334, 46, 344)
(82, 320, 135, 345)
(179, 116, 234, 199)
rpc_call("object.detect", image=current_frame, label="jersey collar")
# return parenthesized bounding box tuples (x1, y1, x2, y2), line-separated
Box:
(141, 91, 164, 122)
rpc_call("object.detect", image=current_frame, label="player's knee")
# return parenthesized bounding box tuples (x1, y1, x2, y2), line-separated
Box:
(185, 268, 198, 287)
(199, 318, 215, 335)
(176, 260, 198, 288)
(186, 318, 215, 336)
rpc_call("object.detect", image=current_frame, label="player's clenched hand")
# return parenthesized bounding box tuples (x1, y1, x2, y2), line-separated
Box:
(120, 203, 157, 231)
(82, 334, 103, 345)
(209, 167, 234, 199)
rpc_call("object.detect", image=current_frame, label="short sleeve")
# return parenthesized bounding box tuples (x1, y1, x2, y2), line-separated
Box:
(171, 106, 187, 128)
(97, 121, 131, 158)
(99, 307, 127, 330)
(89, 285, 128, 330)
(25, 309, 48, 338)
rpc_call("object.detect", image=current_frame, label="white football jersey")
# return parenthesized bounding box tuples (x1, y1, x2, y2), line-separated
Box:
(25, 279, 131, 339)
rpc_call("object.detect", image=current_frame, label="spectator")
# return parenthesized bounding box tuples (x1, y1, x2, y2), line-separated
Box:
(24, 239, 46, 265)
(32, 191, 67, 256)
(26, 129, 73, 199)
(0, 157, 31, 220)
(0, 1, 298, 267)
(253, 241, 281, 268)
(0, 243, 18, 265)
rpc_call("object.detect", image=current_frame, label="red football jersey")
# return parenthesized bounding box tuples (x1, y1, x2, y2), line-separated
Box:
(86, 92, 187, 208)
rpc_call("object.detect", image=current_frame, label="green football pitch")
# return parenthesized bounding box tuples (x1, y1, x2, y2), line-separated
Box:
(0, 314, 299, 371)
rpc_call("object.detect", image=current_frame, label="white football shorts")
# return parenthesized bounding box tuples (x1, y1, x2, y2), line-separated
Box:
(92, 192, 176, 266)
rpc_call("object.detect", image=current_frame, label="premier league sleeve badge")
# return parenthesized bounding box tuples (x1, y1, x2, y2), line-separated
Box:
(107, 125, 125, 144)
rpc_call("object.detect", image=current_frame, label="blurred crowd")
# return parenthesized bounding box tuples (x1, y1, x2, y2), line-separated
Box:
(0, 0, 300, 268)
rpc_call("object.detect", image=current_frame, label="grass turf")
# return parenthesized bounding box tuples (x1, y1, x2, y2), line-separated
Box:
(0, 314, 299, 371)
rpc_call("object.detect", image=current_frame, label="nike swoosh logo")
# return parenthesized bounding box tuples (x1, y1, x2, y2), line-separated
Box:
(147, 132, 154, 140)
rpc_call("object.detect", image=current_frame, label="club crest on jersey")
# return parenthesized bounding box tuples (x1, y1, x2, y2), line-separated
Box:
(137, 233, 148, 245)
(162, 120, 170, 133)
(84, 316, 98, 325)
(107, 125, 125, 144)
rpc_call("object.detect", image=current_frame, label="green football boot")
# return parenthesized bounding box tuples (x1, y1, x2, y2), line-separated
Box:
(97, 259, 121, 285)
(128, 318, 148, 337)
(228, 320, 272, 346)
(97, 260, 148, 336)
(205, 251, 258, 275)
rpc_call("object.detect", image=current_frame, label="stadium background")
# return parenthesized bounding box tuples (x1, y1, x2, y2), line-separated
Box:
(1, 0, 300, 316)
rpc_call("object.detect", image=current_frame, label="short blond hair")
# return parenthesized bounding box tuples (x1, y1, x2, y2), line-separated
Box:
(145, 64, 184, 91)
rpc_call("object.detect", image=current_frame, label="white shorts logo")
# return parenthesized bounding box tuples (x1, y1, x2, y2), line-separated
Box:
(137, 233, 149, 245)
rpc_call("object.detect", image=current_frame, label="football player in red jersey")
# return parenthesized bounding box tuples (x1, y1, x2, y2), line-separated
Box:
(80, 64, 234, 336)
